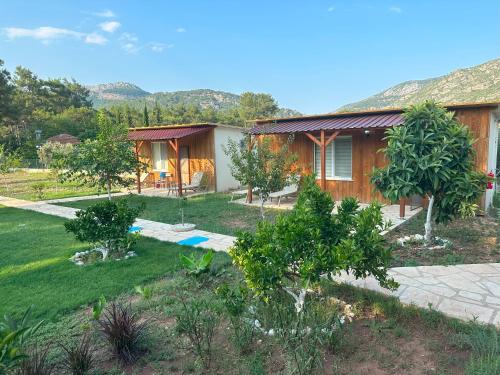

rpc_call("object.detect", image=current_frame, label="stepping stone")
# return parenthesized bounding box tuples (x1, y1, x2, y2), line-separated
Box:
(177, 236, 210, 246)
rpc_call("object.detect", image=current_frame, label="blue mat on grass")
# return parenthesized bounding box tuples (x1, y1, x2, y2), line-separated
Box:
(128, 226, 143, 233)
(178, 236, 209, 246)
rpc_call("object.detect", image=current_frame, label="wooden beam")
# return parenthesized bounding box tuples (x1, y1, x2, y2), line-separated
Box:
(325, 131, 340, 146)
(399, 198, 406, 219)
(134, 141, 141, 194)
(175, 139, 182, 197)
(320, 130, 326, 191)
(304, 132, 321, 146)
(247, 135, 254, 203)
(168, 139, 177, 152)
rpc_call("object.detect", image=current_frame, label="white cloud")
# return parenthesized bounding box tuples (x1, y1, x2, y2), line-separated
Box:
(3, 26, 108, 46)
(85, 33, 107, 45)
(100, 21, 120, 33)
(3, 26, 82, 42)
(119, 32, 140, 53)
(92, 9, 116, 18)
(176, 27, 186, 33)
(327, 5, 335, 12)
(148, 42, 174, 52)
(389, 6, 402, 13)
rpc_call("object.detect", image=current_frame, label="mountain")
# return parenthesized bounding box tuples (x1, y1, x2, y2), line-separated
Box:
(87, 82, 301, 117)
(338, 58, 500, 112)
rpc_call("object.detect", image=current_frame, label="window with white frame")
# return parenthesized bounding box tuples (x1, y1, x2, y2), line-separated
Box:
(313, 136, 352, 179)
(151, 142, 168, 171)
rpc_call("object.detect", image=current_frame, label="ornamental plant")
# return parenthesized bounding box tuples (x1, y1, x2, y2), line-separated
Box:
(371, 101, 489, 243)
(65, 199, 143, 260)
(230, 175, 396, 313)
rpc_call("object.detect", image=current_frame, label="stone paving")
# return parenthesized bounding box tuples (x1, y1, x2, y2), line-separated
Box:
(0, 196, 236, 252)
(336, 263, 500, 326)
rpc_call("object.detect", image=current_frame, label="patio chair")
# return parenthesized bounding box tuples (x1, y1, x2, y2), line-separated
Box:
(167, 171, 206, 195)
(155, 171, 171, 189)
(269, 183, 299, 206)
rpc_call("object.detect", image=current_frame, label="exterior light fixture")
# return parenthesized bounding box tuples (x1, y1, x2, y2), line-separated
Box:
(364, 129, 370, 136)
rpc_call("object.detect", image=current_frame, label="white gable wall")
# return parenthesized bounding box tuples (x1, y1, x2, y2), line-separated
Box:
(213, 126, 244, 191)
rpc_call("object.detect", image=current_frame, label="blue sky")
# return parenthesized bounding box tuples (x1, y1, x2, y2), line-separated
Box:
(1, 1, 499, 114)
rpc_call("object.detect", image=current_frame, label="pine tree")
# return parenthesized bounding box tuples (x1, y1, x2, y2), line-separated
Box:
(153, 101, 162, 125)
(143, 103, 150, 127)
(125, 105, 134, 128)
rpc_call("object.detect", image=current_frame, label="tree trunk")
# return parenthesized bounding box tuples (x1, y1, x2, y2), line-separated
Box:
(424, 195, 435, 243)
(106, 177, 112, 201)
(284, 287, 307, 314)
(259, 193, 265, 220)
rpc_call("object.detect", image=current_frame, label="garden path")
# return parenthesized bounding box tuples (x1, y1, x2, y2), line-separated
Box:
(2, 195, 499, 326)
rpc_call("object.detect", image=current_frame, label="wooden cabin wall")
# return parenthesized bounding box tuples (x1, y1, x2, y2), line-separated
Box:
(136, 128, 216, 190)
(257, 107, 492, 204)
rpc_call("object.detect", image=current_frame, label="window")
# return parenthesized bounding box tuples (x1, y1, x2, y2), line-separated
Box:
(313, 136, 352, 179)
(152, 142, 168, 171)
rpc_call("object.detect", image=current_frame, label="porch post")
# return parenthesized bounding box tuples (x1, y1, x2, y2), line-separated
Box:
(175, 138, 183, 197)
(247, 135, 255, 203)
(134, 141, 141, 194)
(399, 198, 406, 219)
(320, 130, 326, 190)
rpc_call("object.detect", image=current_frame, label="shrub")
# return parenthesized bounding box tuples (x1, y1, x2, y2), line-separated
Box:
(30, 182, 47, 201)
(16, 345, 55, 375)
(91, 295, 106, 321)
(0, 307, 44, 374)
(37, 142, 74, 171)
(179, 250, 214, 277)
(231, 175, 396, 313)
(134, 286, 153, 300)
(175, 298, 220, 368)
(97, 302, 147, 364)
(65, 200, 142, 260)
(59, 333, 94, 375)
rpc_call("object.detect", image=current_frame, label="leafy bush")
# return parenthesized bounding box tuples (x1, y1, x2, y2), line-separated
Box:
(37, 142, 74, 171)
(179, 250, 214, 277)
(65, 200, 142, 260)
(15, 345, 55, 375)
(175, 298, 220, 368)
(97, 302, 147, 364)
(91, 296, 106, 321)
(59, 333, 94, 375)
(30, 182, 47, 201)
(231, 175, 396, 313)
(0, 307, 44, 374)
(134, 286, 153, 300)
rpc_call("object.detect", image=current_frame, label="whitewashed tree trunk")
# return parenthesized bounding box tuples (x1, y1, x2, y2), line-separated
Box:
(259, 192, 266, 220)
(107, 178, 112, 201)
(424, 195, 435, 243)
(284, 287, 307, 314)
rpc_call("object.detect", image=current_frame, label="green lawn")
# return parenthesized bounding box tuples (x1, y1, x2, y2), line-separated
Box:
(0, 171, 114, 201)
(0, 205, 226, 319)
(57, 193, 281, 236)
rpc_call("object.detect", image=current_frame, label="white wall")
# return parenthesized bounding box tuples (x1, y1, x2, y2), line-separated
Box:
(213, 127, 244, 192)
(485, 110, 499, 209)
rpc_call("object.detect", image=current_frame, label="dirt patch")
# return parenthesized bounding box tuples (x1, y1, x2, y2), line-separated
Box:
(387, 212, 500, 266)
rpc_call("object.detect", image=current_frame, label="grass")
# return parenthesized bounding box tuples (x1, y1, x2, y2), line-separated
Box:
(0, 170, 115, 201)
(56, 193, 281, 236)
(387, 210, 499, 267)
(0, 205, 228, 319)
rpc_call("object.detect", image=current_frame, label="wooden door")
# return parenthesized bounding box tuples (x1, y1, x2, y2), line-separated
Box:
(180, 146, 190, 183)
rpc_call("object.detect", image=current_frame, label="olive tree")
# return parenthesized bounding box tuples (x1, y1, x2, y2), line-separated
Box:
(371, 101, 489, 243)
(62, 110, 145, 200)
(230, 175, 396, 313)
(224, 134, 298, 219)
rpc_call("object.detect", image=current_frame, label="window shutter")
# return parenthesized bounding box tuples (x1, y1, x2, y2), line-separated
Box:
(334, 137, 352, 179)
(314, 143, 333, 178)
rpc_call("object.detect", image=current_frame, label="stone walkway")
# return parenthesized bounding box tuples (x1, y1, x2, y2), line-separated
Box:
(2, 195, 499, 326)
(0, 196, 235, 252)
(336, 263, 500, 326)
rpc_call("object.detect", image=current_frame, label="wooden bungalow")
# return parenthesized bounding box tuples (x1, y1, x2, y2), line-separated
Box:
(128, 123, 244, 195)
(249, 102, 500, 216)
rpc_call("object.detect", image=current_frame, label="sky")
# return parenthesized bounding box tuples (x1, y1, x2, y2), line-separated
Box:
(1, 0, 499, 114)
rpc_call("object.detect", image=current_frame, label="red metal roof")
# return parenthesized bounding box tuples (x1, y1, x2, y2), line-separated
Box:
(249, 113, 404, 134)
(128, 125, 212, 141)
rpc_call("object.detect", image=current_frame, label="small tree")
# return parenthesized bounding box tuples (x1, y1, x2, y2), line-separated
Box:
(224, 135, 298, 219)
(62, 110, 145, 200)
(0, 145, 22, 175)
(142, 104, 149, 127)
(37, 141, 74, 171)
(230, 175, 396, 313)
(371, 101, 489, 243)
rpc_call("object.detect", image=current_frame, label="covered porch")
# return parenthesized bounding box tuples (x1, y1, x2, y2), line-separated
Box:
(128, 125, 216, 196)
(248, 111, 412, 218)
